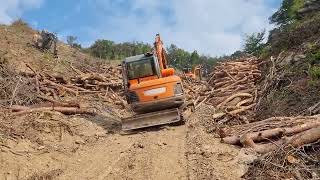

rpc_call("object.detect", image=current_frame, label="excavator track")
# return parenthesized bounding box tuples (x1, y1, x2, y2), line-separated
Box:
(121, 108, 181, 131)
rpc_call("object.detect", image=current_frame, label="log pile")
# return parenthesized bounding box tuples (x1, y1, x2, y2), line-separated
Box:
(70, 65, 122, 91)
(5, 63, 125, 116)
(23, 63, 122, 94)
(219, 115, 320, 154)
(206, 56, 261, 124)
(182, 79, 212, 109)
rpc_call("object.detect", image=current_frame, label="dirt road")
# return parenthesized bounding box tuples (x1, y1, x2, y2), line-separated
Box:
(59, 126, 187, 180)
(0, 107, 255, 180)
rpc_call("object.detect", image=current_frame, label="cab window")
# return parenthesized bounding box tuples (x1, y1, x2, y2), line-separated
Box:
(127, 57, 156, 80)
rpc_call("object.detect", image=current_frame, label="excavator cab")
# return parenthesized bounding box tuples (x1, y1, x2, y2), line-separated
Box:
(123, 54, 160, 89)
(122, 54, 184, 112)
(121, 35, 185, 131)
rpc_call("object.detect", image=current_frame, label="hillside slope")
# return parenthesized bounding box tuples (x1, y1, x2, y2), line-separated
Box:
(0, 22, 257, 180)
(0, 22, 130, 179)
(256, 10, 320, 119)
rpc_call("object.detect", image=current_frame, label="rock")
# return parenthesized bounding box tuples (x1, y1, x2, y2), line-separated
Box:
(37, 145, 45, 150)
(75, 139, 85, 145)
(95, 132, 107, 137)
(287, 155, 300, 164)
(133, 143, 144, 148)
(156, 141, 167, 146)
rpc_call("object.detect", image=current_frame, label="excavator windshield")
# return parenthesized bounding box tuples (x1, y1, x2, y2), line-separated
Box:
(127, 57, 157, 80)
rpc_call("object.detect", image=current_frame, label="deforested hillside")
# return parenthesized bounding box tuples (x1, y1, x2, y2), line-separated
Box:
(243, 1, 320, 178)
(256, 1, 320, 119)
(0, 1, 320, 179)
(0, 21, 131, 179)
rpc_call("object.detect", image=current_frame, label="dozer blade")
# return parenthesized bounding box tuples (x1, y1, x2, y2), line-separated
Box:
(121, 108, 181, 131)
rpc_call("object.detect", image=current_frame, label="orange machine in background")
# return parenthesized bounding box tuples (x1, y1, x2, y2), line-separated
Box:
(183, 65, 202, 80)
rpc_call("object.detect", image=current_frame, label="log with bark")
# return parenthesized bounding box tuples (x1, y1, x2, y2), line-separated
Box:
(240, 127, 320, 154)
(11, 106, 97, 116)
(205, 56, 261, 124)
(220, 115, 320, 153)
(17, 63, 124, 100)
(1, 62, 127, 117)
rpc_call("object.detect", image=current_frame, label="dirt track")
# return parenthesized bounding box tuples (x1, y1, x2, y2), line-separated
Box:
(58, 125, 187, 180)
(0, 106, 256, 180)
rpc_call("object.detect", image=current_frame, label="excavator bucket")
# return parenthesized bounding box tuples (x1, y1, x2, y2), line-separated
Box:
(121, 108, 181, 131)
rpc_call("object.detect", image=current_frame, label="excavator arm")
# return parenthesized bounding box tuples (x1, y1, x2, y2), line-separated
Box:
(154, 34, 168, 70)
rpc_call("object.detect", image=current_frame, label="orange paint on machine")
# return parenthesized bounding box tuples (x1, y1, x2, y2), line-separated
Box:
(121, 34, 185, 131)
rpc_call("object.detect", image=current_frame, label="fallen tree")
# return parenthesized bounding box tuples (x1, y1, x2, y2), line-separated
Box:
(10, 106, 97, 116)
(220, 115, 320, 154)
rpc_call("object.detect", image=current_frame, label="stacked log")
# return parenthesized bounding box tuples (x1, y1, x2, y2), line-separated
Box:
(20, 63, 123, 94)
(70, 65, 122, 91)
(206, 56, 261, 124)
(219, 115, 320, 154)
(9, 63, 125, 116)
(182, 79, 212, 109)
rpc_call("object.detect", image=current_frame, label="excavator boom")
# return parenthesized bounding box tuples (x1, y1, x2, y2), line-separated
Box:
(154, 34, 168, 70)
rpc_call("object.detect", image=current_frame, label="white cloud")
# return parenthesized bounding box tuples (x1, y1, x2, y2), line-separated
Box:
(88, 0, 276, 56)
(0, 0, 43, 24)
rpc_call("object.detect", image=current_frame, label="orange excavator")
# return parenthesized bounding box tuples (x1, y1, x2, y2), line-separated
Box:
(121, 34, 185, 131)
(183, 65, 202, 80)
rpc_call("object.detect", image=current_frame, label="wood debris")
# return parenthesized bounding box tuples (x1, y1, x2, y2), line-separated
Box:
(205, 56, 261, 124)
(219, 115, 320, 153)
(8, 63, 125, 115)
(179, 56, 262, 125)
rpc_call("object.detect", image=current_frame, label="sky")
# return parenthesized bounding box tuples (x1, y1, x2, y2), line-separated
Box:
(0, 0, 281, 56)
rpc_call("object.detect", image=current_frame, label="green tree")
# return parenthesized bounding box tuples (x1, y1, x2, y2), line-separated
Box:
(87, 40, 152, 60)
(66, 36, 82, 49)
(190, 50, 200, 66)
(244, 30, 266, 56)
(166, 44, 191, 69)
(86, 39, 218, 77)
(269, 0, 305, 25)
(230, 50, 244, 59)
(89, 40, 115, 59)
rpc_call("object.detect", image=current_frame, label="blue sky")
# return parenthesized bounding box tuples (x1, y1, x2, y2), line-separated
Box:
(0, 0, 281, 56)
